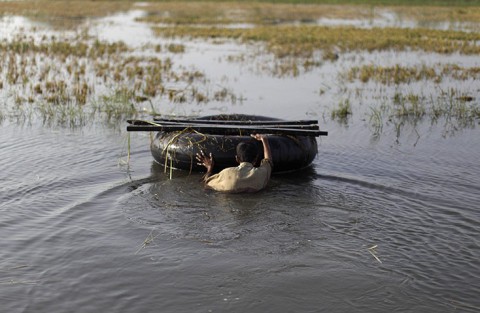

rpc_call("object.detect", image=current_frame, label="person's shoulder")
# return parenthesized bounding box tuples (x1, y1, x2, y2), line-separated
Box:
(208, 166, 236, 180)
(221, 166, 239, 173)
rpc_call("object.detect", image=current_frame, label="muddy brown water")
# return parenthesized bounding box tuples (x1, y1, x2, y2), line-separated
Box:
(1, 8, 480, 313)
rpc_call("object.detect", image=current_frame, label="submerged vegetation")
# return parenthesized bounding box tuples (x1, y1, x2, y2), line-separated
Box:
(367, 88, 480, 140)
(138, 2, 376, 25)
(331, 99, 352, 120)
(148, 2, 480, 78)
(0, 0, 132, 28)
(0, 0, 131, 17)
(344, 64, 480, 84)
(0, 32, 236, 126)
(340, 63, 479, 132)
(139, 1, 480, 25)
(153, 25, 480, 60)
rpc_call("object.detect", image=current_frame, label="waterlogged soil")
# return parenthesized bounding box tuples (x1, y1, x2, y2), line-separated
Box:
(1, 6, 479, 313)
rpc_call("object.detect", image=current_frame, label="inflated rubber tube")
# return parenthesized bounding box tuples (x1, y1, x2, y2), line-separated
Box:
(150, 114, 318, 173)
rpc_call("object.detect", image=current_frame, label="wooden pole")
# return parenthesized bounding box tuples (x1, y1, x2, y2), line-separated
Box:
(152, 117, 319, 126)
(127, 119, 320, 130)
(126, 124, 328, 137)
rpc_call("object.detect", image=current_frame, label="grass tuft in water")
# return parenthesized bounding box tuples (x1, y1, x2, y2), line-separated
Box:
(393, 92, 426, 118)
(331, 99, 352, 120)
(345, 64, 480, 84)
(92, 89, 139, 121)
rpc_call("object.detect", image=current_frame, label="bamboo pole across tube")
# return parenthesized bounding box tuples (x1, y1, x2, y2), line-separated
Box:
(127, 119, 320, 130)
(126, 124, 328, 137)
(151, 117, 319, 126)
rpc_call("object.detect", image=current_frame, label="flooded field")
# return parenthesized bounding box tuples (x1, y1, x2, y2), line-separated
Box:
(1, 1, 479, 312)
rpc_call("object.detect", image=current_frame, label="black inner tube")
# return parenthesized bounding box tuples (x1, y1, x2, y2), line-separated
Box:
(150, 114, 318, 173)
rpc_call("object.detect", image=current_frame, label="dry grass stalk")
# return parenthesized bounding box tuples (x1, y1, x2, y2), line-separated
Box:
(368, 245, 382, 263)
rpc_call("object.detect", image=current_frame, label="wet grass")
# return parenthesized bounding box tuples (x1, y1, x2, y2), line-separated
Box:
(333, 65, 479, 137)
(341, 65, 479, 121)
(147, 1, 480, 80)
(152, 23, 480, 78)
(0, 32, 235, 126)
(154, 25, 480, 59)
(331, 99, 352, 120)
(166, 43, 186, 53)
(140, 1, 480, 25)
(143, 0, 480, 5)
(0, 0, 132, 28)
(0, 0, 131, 17)
(361, 88, 480, 138)
(138, 2, 376, 25)
(1, 0, 480, 133)
(344, 64, 480, 84)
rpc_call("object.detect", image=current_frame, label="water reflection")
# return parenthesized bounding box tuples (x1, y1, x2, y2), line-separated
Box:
(365, 112, 479, 145)
(90, 10, 153, 46)
(118, 139, 480, 312)
(119, 161, 326, 248)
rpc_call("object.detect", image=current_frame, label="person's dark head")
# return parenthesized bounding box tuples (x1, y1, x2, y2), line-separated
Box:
(236, 141, 259, 163)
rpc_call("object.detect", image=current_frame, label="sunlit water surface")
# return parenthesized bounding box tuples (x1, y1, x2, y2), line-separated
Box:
(1, 9, 479, 313)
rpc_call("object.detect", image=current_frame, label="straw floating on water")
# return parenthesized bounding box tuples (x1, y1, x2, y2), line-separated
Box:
(368, 245, 382, 263)
(135, 228, 159, 255)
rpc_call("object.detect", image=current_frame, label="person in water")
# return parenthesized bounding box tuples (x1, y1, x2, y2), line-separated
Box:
(196, 134, 272, 193)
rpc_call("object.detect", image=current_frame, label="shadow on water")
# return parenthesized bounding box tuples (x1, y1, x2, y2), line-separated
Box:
(121, 159, 409, 256)
(117, 162, 335, 253)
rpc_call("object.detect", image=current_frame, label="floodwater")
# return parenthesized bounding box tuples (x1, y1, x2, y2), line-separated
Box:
(1, 7, 480, 313)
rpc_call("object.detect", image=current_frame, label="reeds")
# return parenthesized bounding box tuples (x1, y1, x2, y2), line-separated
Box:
(336, 60, 479, 136)
(344, 64, 480, 84)
(144, 0, 480, 69)
(0, 31, 236, 126)
(362, 88, 479, 138)
(2, 0, 479, 134)
(154, 25, 480, 58)
(331, 99, 352, 120)
(137, 2, 375, 25)
(0, 0, 132, 28)
(138, 1, 480, 26)
(152, 23, 480, 77)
